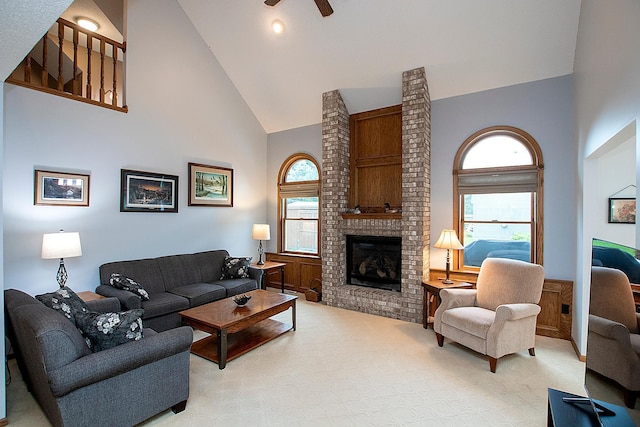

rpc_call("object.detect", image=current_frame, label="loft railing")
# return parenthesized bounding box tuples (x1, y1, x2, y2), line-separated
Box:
(7, 17, 127, 112)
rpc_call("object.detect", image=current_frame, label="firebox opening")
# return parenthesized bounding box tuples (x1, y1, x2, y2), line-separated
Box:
(346, 235, 401, 292)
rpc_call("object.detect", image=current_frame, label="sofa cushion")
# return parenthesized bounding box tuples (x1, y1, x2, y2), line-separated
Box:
(99, 258, 166, 294)
(168, 283, 227, 307)
(214, 278, 258, 296)
(109, 273, 150, 300)
(441, 306, 496, 339)
(221, 256, 252, 279)
(193, 250, 229, 282)
(35, 286, 89, 327)
(140, 292, 190, 319)
(156, 254, 203, 290)
(75, 309, 144, 352)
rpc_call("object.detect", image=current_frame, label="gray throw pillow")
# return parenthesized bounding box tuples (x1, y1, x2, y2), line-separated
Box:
(36, 286, 89, 326)
(75, 309, 144, 352)
(109, 273, 150, 300)
(221, 256, 252, 279)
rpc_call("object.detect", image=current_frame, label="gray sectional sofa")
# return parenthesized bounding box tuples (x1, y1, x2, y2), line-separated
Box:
(96, 249, 263, 332)
(4, 288, 193, 427)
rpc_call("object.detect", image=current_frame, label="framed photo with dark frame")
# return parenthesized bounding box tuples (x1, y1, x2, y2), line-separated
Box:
(34, 169, 90, 206)
(120, 169, 179, 213)
(188, 163, 233, 207)
(608, 197, 636, 224)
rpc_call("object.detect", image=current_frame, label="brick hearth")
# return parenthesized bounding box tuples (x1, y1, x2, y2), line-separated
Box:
(321, 67, 431, 323)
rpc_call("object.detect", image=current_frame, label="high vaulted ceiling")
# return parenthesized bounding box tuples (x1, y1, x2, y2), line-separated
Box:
(177, 0, 582, 134)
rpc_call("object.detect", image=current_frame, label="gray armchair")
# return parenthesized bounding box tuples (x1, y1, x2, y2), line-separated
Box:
(5, 289, 193, 427)
(434, 258, 545, 372)
(588, 266, 640, 408)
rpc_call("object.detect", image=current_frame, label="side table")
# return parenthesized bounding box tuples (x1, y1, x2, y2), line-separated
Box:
(77, 291, 106, 302)
(250, 261, 286, 293)
(422, 279, 474, 328)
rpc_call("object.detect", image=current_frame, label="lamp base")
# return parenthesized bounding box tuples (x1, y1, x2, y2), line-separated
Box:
(441, 278, 454, 284)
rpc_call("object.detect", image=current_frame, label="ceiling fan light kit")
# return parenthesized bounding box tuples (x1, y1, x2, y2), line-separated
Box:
(264, 0, 334, 17)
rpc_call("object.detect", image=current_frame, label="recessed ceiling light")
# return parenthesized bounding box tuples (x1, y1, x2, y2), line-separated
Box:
(272, 19, 284, 34)
(76, 17, 98, 32)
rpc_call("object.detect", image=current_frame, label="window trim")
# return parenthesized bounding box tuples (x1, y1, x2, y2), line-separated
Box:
(452, 126, 544, 270)
(277, 153, 321, 256)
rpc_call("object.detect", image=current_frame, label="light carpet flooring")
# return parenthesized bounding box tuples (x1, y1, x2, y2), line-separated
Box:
(7, 293, 590, 426)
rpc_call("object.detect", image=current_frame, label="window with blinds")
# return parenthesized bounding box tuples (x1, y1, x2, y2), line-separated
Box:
(278, 154, 321, 255)
(453, 126, 544, 269)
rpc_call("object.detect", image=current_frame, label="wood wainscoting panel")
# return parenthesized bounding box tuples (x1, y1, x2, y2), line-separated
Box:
(429, 268, 573, 340)
(266, 253, 322, 294)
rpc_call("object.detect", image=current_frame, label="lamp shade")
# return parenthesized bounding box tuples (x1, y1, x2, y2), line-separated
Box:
(41, 231, 82, 259)
(252, 224, 271, 241)
(433, 229, 464, 250)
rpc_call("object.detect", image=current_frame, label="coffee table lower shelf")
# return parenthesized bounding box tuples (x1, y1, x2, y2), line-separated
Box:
(190, 318, 293, 366)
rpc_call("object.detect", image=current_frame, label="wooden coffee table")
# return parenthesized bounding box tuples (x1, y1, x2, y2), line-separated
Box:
(179, 289, 297, 369)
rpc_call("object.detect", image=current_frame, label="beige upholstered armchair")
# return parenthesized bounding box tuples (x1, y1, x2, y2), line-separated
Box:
(434, 258, 545, 372)
(588, 266, 640, 408)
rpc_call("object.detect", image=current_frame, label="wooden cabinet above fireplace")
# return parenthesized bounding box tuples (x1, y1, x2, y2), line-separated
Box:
(349, 104, 402, 213)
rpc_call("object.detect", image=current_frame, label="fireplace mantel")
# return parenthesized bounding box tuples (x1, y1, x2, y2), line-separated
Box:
(341, 212, 402, 220)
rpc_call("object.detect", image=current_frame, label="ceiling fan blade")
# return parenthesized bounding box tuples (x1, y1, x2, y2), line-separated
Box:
(314, 0, 333, 17)
(264, 0, 281, 6)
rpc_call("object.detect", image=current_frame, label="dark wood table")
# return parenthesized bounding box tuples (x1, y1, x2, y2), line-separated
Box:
(422, 279, 474, 328)
(251, 261, 286, 292)
(179, 289, 296, 369)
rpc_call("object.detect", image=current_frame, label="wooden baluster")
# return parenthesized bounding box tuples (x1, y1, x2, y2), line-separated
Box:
(99, 39, 105, 103)
(86, 35, 92, 100)
(57, 22, 64, 91)
(24, 55, 31, 83)
(72, 28, 79, 95)
(41, 34, 48, 87)
(111, 45, 118, 106)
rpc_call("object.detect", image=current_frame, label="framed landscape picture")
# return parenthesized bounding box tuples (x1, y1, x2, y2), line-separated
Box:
(120, 169, 178, 213)
(188, 163, 233, 207)
(34, 169, 90, 206)
(608, 197, 636, 224)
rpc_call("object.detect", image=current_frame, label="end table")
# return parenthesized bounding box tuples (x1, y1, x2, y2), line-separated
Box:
(250, 261, 286, 293)
(422, 279, 474, 328)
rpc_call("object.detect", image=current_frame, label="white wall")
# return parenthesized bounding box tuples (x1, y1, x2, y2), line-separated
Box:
(574, 0, 640, 354)
(265, 123, 322, 254)
(595, 135, 636, 247)
(3, 0, 267, 297)
(0, 83, 5, 420)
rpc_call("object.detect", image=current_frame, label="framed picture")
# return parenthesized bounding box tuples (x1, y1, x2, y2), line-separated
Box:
(188, 163, 233, 207)
(608, 197, 636, 224)
(34, 169, 90, 206)
(120, 169, 178, 213)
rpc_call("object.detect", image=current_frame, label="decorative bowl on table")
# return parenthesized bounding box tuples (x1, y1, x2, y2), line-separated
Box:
(233, 294, 252, 306)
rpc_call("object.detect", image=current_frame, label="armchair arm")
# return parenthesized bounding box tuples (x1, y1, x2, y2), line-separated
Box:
(438, 288, 477, 311)
(95, 284, 142, 310)
(589, 314, 633, 345)
(85, 296, 120, 313)
(48, 326, 193, 397)
(494, 303, 541, 323)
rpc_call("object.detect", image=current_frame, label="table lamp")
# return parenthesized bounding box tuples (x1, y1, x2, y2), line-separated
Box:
(434, 229, 463, 284)
(41, 230, 82, 288)
(252, 224, 270, 265)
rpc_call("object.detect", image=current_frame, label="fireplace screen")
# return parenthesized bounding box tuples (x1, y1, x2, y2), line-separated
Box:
(346, 235, 401, 292)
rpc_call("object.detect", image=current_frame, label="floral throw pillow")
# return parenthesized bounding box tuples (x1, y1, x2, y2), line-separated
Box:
(220, 256, 252, 279)
(109, 273, 150, 301)
(75, 309, 144, 352)
(36, 286, 89, 326)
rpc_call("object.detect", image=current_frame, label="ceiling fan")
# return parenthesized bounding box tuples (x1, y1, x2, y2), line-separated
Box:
(264, 0, 334, 17)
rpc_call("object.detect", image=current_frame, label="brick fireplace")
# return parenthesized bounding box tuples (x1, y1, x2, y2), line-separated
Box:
(321, 67, 431, 323)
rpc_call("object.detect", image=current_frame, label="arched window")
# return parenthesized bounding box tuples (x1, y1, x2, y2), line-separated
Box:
(453, 126, 544, 269)
(278, 154, 321, 255)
